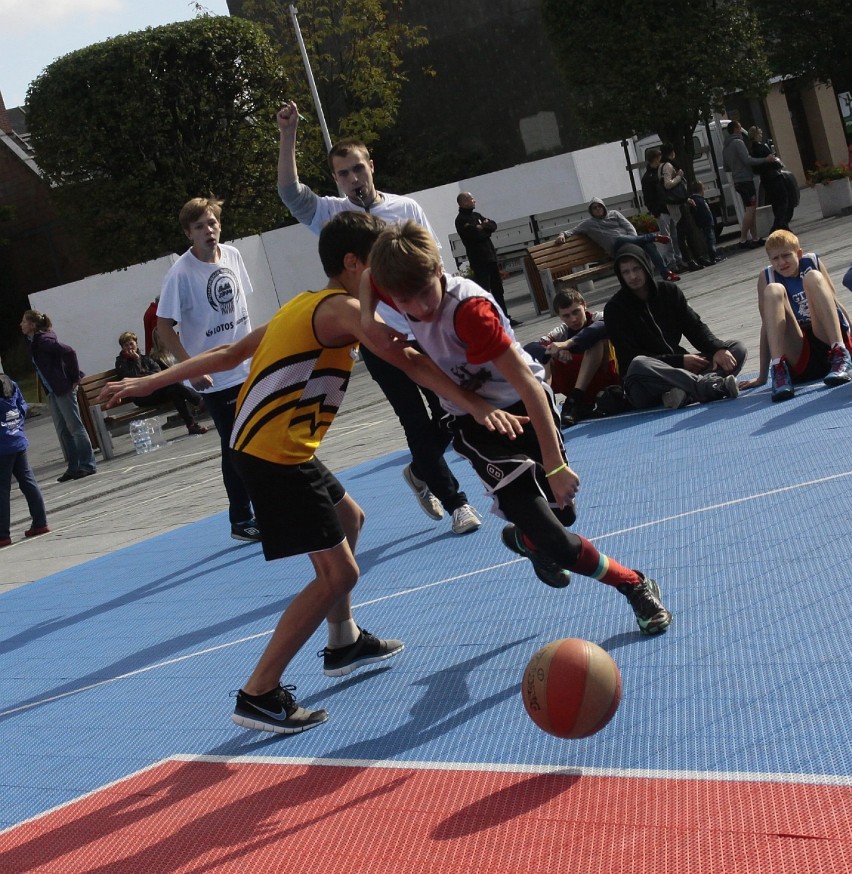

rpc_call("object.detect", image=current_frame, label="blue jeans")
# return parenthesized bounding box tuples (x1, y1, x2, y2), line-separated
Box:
(0, 449, 47, 538)
(48, 389, 96, 474)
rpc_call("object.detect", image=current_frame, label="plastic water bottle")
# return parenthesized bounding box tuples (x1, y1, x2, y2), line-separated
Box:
(129, 419, 153, 455)
(149, 416, 167, 449)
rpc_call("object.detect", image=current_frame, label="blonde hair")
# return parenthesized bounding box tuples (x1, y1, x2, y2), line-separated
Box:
(765, 230, 800, 253)
(118, 331, 138, 347)
(369, 220, 442, 295)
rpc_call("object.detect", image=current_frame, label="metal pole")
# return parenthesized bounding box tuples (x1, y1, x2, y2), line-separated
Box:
(288, 4, 333, 153)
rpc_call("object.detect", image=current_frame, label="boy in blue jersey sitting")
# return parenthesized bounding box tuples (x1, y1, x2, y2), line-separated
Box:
(739, 230, 852, 401)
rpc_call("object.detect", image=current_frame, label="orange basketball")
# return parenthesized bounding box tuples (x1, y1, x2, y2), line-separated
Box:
(521, 638, 622, 739)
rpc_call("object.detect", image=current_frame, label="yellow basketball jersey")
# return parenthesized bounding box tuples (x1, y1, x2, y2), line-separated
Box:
(230, 288, 358, 464)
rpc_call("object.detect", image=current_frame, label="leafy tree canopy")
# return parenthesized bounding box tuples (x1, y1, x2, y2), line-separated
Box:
(753, 0, 852, 87)
(26, 16, 287, 272)
(540, 0, 772, 174)
(238, 0, 428, 193)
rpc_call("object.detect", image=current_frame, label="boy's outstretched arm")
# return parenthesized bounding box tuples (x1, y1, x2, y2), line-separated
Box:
(98, 326, 267, 408)
(492, 344, 580, 509)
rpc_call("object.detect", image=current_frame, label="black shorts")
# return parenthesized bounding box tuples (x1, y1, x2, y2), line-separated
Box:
(789, 323, 852, 383)
(230, 451, 346, 561)
(734, 181, 757, 209)
(448, 398, 575, 528)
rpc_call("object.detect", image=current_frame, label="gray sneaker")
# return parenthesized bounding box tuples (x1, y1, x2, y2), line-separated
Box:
(321, 628, 404, 677)
(402, 464, 444, 520)
(662, 388, 688, 409)
(451, 503, 481, 534)
(232, 684, 328, 734)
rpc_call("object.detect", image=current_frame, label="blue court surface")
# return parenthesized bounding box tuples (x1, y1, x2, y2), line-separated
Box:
(0, 382, 850, 872)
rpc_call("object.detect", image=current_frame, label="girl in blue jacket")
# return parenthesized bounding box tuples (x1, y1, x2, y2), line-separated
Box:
(0, 372, 49, 547)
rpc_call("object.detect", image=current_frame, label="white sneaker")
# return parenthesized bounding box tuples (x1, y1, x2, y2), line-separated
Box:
(451, 503, 482, 535)
(402, 464, 444, 520)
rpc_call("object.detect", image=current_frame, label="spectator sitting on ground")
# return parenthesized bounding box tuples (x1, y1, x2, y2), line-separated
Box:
(114, 332, 208, 435)
(523, 287, 620, 428)
(556, 197, 677, 282)
(604, 244, 747, 410)
(738, 230, 852, 401)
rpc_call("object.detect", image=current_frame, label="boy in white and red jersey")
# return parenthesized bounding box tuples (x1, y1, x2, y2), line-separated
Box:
(363, 220, 671, 637)
(739, 230, 852, 401)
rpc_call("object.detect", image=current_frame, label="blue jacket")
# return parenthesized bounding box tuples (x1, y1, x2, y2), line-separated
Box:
(0, 375, 28, 455)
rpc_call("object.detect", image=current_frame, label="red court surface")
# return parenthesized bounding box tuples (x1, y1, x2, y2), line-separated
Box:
(1, 757, 849, 873)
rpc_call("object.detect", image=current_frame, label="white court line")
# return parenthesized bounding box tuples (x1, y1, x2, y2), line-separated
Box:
(3, 752, 847, 837)
(3, 468, 851, 724)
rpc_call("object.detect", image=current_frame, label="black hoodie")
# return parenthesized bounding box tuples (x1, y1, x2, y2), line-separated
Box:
(604, 244, 726, 374)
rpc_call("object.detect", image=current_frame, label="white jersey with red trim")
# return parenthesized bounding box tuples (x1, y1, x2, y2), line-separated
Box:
(401, 275, 544, 415)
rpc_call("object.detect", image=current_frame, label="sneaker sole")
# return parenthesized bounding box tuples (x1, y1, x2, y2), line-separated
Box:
(824, 374, 852, 387)
(231, 532, 262, 543)
(323, 642, 405, 677)
(231, 709, 329, 734)
(401, 466, 444, 520)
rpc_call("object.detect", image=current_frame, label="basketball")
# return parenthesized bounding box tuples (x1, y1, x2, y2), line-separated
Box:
(521, 638, 622, 739)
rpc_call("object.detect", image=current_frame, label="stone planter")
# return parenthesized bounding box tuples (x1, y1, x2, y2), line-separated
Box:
(815, 177, 852, 218)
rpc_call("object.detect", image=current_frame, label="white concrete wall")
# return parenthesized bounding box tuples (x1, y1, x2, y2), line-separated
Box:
(30, 142, 637, 375)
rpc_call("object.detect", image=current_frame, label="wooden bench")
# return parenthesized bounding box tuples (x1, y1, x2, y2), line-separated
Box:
(522, 235, 613, 315)
(77, 370, 177, 460)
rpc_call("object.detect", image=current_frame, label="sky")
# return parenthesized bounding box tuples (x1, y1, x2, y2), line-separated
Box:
(1, 0, 233, 110)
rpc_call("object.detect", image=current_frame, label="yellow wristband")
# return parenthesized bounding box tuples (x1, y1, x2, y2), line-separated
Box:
(545, 462, 568, 479)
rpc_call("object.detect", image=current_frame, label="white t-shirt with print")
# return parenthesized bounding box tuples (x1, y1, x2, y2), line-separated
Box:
(158, 244, 253, 392)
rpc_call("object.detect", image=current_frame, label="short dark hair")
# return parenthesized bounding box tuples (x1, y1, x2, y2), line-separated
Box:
(660, 142, 675, 160)
(552, 288, 586, 311)
(328, 138, 370, 173)
(318, 212, 386, 277)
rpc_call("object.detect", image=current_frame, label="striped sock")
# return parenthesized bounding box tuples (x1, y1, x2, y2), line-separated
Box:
(572, 536, 641, 587)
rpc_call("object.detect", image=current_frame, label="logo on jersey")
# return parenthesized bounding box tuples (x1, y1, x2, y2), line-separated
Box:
(451, 363, 492, 393)
(206, 268, 239, 315)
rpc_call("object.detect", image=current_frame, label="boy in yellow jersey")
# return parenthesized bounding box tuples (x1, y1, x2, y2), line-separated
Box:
(100, 213, 526, 735)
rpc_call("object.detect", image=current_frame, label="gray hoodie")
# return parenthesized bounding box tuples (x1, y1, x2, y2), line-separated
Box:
(567, 198, 637, 256)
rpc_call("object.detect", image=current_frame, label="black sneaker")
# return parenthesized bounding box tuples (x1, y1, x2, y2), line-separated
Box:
(501, 524, 571, 589)
(560, 399, 598, 429)
(617, 574, 672, 635)
(231, 684, 328, 734)
(320, 628, 404, 677)
(231, 519, 262, 542)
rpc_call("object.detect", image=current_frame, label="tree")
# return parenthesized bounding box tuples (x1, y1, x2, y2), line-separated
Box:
(236, 0, 428, 194)
(752, 0, 852, 89)
(26, 16, 288, 272)
(540, 1, 772, 178)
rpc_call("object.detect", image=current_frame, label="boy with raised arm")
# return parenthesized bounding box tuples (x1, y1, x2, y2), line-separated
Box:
(101, 213, 526, 735)
(362, 220, 671, 636)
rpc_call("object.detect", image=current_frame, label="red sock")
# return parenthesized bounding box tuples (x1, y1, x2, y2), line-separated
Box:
(572, 536, 641, 587)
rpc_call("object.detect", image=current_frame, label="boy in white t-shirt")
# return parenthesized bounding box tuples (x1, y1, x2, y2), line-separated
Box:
(157, 196, 259, 542)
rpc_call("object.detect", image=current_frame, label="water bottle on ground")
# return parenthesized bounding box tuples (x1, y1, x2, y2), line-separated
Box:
(129, 419, 153, 455)
(149, 416, 167, 449)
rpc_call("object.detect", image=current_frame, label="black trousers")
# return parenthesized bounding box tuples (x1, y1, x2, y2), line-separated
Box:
(360, 346, 467, 511)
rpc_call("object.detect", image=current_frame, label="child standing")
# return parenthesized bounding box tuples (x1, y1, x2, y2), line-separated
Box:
(738, 230, 852, 401)
(0, 372, 49, 548)
(689, 180, 724, 263)
(364, 220, 671, 636)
